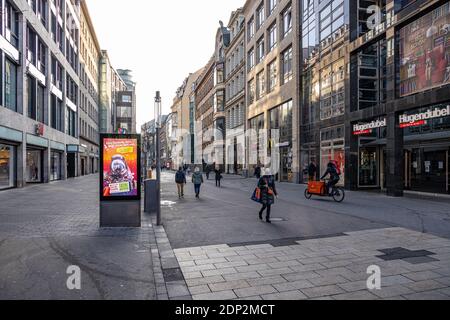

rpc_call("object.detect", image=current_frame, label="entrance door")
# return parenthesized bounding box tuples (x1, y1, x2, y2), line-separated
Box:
(81, 158, 85, 176)
(67, 153, 76, 178)
(411, 149, 447, 194)
(280, 147, 293, 182)
(405, 150, 412, 190)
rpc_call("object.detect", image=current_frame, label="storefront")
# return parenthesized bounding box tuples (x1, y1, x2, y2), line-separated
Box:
(50, 151, 62, 181)
(269, 100, 293, 182)
(320, 125, 345, 186)
(353, 104, 450, 194)
(26, 148, 43, 183)
(0, 143, 16, 190)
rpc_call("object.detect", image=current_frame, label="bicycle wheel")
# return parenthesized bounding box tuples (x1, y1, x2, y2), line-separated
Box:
(333, 187, 345, 203)
(304, 189, 313, 200)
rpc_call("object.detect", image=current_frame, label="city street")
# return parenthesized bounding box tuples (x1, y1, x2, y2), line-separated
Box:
(1, 172, 450, 300)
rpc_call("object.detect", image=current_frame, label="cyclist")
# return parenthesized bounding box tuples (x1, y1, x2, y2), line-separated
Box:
(320, 161, 341, 196)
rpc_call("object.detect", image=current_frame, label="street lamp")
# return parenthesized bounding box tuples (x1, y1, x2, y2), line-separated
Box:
(155, 91, 162, 226)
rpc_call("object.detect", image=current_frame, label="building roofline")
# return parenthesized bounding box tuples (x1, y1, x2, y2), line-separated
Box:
(80, 0, 101, 53)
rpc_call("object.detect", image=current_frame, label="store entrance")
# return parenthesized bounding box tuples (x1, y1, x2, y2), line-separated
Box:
(410, 148, 448, 194)
(67, 153, 76, 178)
(280, 147, 293, 183)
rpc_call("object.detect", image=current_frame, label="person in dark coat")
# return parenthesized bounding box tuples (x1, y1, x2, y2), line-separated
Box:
(254, 165, 262, 179)
(321, 162, 341, 196)
(215, 168, 223, 187)
(307, 161, 317, 182)
(175, 167, 187, 198)
(257, 168, 278, 223)
(205, 165, 211, 180)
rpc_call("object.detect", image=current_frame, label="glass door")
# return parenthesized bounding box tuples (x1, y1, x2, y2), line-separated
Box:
(359, 147, 378, 187)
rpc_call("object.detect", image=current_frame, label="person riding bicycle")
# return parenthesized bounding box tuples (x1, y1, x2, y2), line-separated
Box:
(320, 161, 341, 196)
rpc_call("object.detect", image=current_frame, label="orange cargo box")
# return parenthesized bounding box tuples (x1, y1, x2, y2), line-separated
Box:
(308, 181, 326, 195)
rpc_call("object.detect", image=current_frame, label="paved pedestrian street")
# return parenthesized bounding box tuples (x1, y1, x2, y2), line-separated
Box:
(1, 172, 450, 300)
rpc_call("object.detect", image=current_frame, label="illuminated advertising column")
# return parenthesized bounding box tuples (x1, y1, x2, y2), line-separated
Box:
(99, 134, 141, 228)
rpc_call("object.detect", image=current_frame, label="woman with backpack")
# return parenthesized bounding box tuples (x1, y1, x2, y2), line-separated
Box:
(257, 168, 278, 223)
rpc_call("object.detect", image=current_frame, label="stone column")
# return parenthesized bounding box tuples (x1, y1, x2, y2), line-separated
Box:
(386, 112, 404, 197)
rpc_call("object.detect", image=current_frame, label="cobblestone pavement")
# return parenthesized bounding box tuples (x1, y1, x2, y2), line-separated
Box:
(0, 176, 157, 300)
(174, 228, 450, 300)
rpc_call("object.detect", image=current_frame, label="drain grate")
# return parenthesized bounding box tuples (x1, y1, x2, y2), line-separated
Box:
(376, 247, 439, 264)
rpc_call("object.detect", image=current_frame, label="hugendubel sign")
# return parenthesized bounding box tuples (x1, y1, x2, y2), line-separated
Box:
(399, 105, 450, 128)
(353, 119, 387, 135)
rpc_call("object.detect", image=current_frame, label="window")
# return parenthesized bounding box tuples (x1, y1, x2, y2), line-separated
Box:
(268, 22, 277, 52)
(248, 79, 256, 104)
(247, 48, 255, 71)
(27, 26, 37, 64)
(27, 76, 36, 120)
(5, 60, 17, 111)
(282, 4, 292, 38)
(5, 1, 20, 48)
(256, 3, 265, 29)
(50, 95, 63, 131)
(268, 59, 278, 92)
(269, 0, 277, 14)
(256, 71, 266, 99)
(38, 39, 47, 73)
(319, 0, 344, 41)
(122, 95, 132, 103)
(117, 106, 132, 118)
(256, 37, 265, 63)
(281, 46, 293, 84)
(66, 107, 76, 137)
(37, 84, 45, 124)
(247, 17, 255, 40)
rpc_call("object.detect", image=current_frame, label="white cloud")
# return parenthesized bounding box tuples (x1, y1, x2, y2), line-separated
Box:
(86, 0, 244, 132)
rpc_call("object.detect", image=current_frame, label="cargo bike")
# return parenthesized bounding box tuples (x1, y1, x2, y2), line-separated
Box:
(304, 179, 345, 203)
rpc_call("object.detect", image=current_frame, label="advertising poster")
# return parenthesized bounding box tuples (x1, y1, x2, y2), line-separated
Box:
(399, 3, 450, 97)
(101, 136, 140, 200)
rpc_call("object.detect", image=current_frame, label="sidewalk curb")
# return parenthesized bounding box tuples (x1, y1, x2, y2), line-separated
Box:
(147, 214, 192, 300)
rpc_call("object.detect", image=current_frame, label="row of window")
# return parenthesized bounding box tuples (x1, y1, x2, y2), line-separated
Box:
(226, 71, 245, 101)
(248, 2, 292, 44)
(248, 46, 293, 104)
(226, 103, 245, 130)
(80, 118, 98, 143)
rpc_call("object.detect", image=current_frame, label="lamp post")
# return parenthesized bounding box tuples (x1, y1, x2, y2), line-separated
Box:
(155, 91, 162, 226)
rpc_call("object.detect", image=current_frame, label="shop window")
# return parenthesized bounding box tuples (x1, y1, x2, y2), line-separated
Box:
(26, 149, 42, 183)
(50, 151, 62, 181)
(4, 59, 17, 111)
(0, 144, 16, 189)
(359, 147, 378, 186)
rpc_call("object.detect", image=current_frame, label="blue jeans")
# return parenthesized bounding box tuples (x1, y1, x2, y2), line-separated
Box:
(194, 184, 201, 196)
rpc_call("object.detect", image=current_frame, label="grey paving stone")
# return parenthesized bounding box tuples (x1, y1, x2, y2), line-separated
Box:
(235, 264, 271, 273)
(331, 290, 379, 300)
(188, 285, 211, 295)
(247, 275, 288, 287)
(195, 257, 228, 266)
(166, 282, 190, 298)
(273, 280, 315, 292)
(214, 261, 249, 269)
(223, 271, 262, 281)
(403, 270, 443, 282)
(185, 276, 226, 287)
(209, 280, 251, 292)
(179, 261, 196, 267)
(261, 290, 307, 300)
(258, 267, 295, 277)
(193, 290, 237, 301)
(282, 271, 321, 282)
(382, 275, 415, 287)
(234, 285, 277, 298)
(183, 271, 203, 280)
(434, 277, 450, 286)
(267, 260, 302, 269)
(201, 267, 237, 277)
(181, 264, 216, 273)
(338, 280, 368, 293)
(289, 263, 327, 273)
(404, 280, 448, 292)
(372, 285, 415, 299)
(310, 275, 348, 286)
(403, 290, 450, 300)
(301, 285, 346, 298)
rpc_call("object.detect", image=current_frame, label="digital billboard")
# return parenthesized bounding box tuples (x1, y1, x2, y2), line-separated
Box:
(399, 3, 450, 97)
(100, 135, 141, 201)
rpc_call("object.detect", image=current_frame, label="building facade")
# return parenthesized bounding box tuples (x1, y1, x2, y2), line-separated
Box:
(224, 8, 246, 175)
(79, 0, 100, 176)
(0, 0, 82, 189)
(345, 0, 450, 195)
(244, 0, 301, 183)
(116, 69, 137, 134)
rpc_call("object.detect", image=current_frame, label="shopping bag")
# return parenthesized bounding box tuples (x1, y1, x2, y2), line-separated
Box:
(251, 187, 262, 203)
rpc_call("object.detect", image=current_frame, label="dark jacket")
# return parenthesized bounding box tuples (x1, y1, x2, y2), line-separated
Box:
(175, 170, 186, 184)
(307, 163, 317, 177)
(258, 175, 278, 205)
(321, 165, 340, 181)
(254, 167, 262, 178)
(215, 169, 222, 181)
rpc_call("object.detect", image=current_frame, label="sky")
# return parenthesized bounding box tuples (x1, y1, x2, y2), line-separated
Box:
(86, 0, 244, 132)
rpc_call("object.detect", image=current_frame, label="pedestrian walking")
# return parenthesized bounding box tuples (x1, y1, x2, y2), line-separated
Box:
(215, 168, 223, 187)
(257, 168, 278, 223)
(175, 167, 187, 199)
(205, 165, 211, 180)
(192, 167, 204, 198)
(307, 160, 317, 182)
(254, 165, 261, 180)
